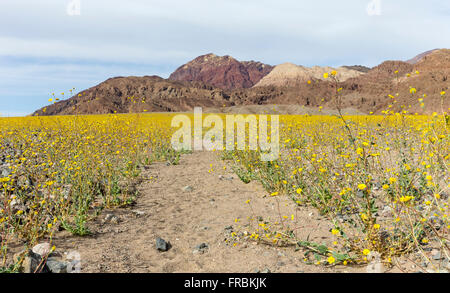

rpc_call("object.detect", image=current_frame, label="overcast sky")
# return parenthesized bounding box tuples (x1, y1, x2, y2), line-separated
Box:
(1, 0, 449, 116)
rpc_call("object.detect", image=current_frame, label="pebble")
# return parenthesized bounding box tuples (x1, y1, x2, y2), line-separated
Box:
(132, 210, 146, 217)
(193, 243, 209, 254)
(432, 251, 443, 260)
(104, 214, 120, 224)
(156, 237, 171, 252)
(0, 165, 11, 177)
(381, 206, 393, 217)
(219, 175, 234, 181)
(32, 243, 52, 257)
(182, 186, 194, 192)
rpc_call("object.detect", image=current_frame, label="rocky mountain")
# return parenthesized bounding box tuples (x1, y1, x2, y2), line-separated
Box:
(32, 49, 449, 116)
(168, 53, 273, 89)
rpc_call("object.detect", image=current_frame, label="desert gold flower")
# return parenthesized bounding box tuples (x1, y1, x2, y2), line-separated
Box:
(358, 184, 367, 190)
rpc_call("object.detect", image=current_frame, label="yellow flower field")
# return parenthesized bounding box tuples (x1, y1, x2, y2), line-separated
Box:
(0, 109, 448, 271)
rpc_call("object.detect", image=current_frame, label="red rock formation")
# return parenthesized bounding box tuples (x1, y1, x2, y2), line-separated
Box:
(168, 53, 273, 89)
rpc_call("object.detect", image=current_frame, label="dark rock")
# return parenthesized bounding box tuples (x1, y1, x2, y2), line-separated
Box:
(156, 237, 171, 252)
(22, 250, 49, 273)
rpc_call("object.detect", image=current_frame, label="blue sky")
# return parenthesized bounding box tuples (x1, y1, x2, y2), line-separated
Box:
(1, 0, 449, 116)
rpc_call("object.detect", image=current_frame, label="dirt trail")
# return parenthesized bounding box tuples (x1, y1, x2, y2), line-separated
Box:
(54, 151, 365, 273)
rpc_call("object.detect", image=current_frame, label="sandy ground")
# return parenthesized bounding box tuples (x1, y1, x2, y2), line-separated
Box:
(51, 151, 376, 273)
(204, 104, 365, 115)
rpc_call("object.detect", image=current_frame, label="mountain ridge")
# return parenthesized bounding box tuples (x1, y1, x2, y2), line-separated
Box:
(32, 49, 449, 116)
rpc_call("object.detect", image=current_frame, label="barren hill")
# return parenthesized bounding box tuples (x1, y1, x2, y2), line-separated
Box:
(253, 63, 365, 87)
(33, 76, 234, 116)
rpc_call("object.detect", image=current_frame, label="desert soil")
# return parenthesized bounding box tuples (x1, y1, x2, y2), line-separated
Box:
(52, 151, 374, 273)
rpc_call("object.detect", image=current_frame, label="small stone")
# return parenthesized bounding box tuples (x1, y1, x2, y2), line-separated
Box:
(193, 243, 209, 254)
(133, 210, 146, 217)
(182, 186, 193, 192)
(9, 198, 26, 214)
(104, 214, 120, 224)
(17, 175, 32, 190)
(224, 226, 233, 234)
(61, 184, 73, 199)
(156, 237, 171, 252)
(381, 206, 393, 217)
(0, 165, 11, 177)
(432, 251, 442, 260)
(219, 175, 234, 181)
(22, 250, 49, 273)
(46, 258, 68, 273)
(32, 243, 52, 257)
(442, 258, 450, 269)
(260, 268, 271, 273)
